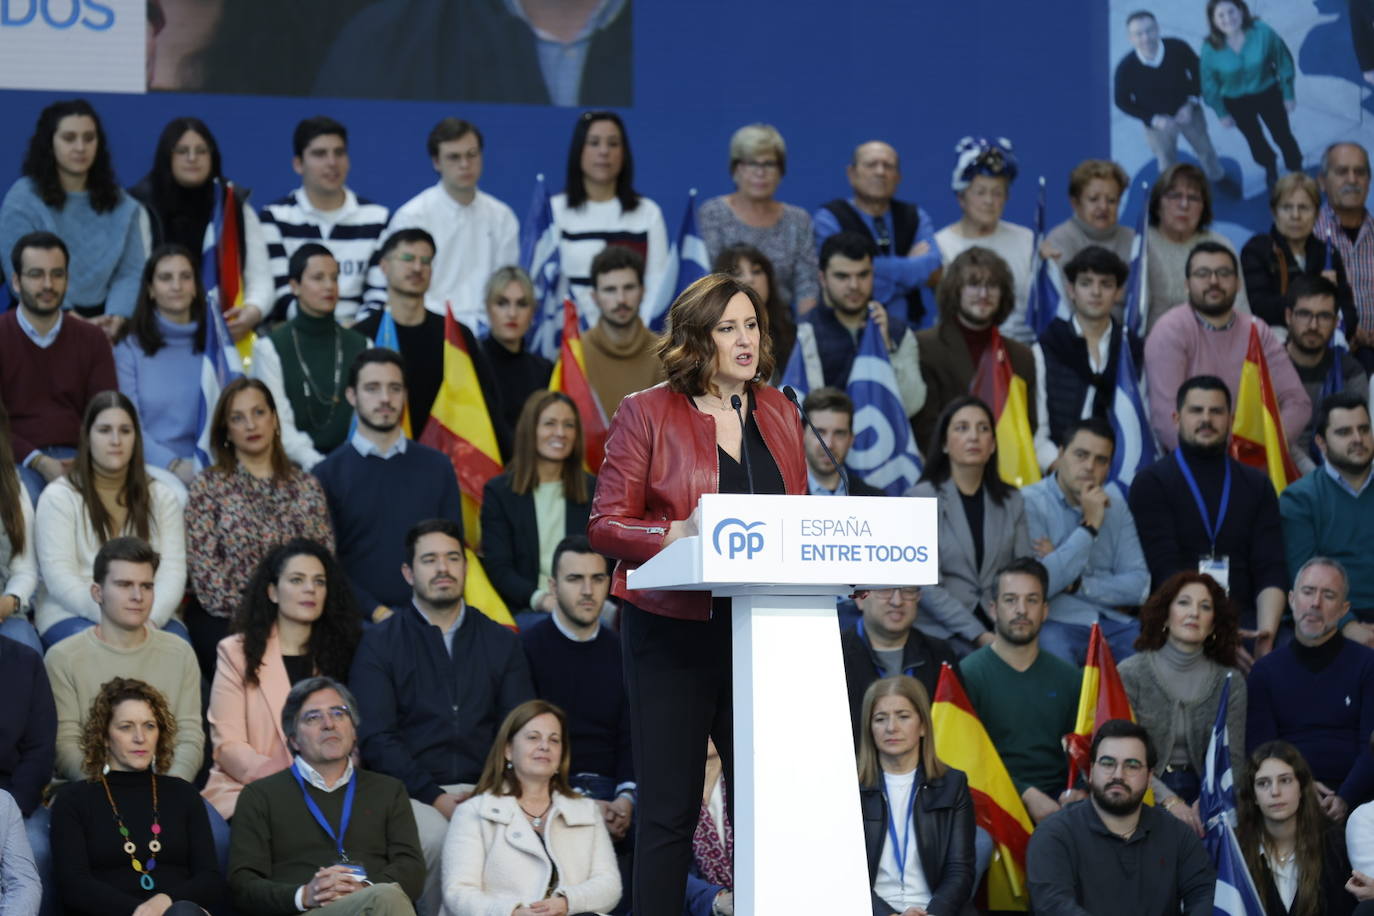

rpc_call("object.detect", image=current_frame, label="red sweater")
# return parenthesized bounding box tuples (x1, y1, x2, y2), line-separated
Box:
(0, 310, 116, 462)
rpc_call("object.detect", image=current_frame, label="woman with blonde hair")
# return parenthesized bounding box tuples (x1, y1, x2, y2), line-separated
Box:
(858, 676, 975, 916)
(442, 699, 621, 916)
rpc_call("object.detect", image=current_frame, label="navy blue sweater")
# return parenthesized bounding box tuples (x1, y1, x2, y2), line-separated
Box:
(314, 440, 463, 615)
(521, 617, 632, 785)
(0, 636, 55, 816)
(1247, 635, 1374, 805)
(350, 604, 534, 804)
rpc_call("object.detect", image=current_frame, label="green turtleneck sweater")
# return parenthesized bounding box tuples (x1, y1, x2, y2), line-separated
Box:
(267, 311, 368, 454)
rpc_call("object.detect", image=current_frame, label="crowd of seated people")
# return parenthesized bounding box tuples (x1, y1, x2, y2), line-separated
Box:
(5, 46, 1374, 910)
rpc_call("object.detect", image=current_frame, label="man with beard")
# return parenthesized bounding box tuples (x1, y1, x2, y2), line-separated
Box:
(350, 518, 533, 916)
(314, 349, 463, 624)
(1314, 143, 1374, 366)
(1247, 558, 1374, 820)
(1281, 275, 1369, 471)
(1027, 718, 1215, 914)
(960, 558, 1081, 825)
(794, 231, 924, 419)
(1143, 241, 1309, 453)
(1128, 376, 1288, 661)
(0, 232, 116, 503)
(581, 245, 663, 420)
(1282, 391, 1374, 644)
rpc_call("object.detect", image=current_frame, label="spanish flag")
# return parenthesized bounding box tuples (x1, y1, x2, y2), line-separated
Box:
(932, 663, 1033, 911)
(1230, 321, 1300, 494)
(550, 298, 609, 473)
(970, 327, 1040, 487)
(202, 179, 255, 368)
(1062, 623, 1140, 793)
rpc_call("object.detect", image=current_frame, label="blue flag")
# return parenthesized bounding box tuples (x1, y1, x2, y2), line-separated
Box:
(1201, 675, 1266, 916)
(644, 189, 710, 332)
(1107, 328, 1156, 486)
(845, 318, 923, 494)
(779, 326, 809, 396)
(520, 174, 564, 360)
(1026, 176, 1063, 338)
(194, 285, 244, 469)
(1121, 182, 1150, 339)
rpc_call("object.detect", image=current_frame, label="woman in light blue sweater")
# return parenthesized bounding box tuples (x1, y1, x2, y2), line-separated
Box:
(114, 244, 208, 487)
(0, 99, 146, 332)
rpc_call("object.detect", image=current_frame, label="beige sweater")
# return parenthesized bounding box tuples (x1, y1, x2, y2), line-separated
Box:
(581, 319, 664, 422)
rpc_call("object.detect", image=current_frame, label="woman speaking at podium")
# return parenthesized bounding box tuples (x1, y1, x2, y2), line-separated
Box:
(588, 272, 806, 913)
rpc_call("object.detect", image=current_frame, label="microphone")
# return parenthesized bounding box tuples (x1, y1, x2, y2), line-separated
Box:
(731, 394, 756, 494)
(783, 385, 848, 496)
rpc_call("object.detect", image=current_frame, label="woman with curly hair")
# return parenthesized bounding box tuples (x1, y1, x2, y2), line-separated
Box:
(1236, 740, 1354, 916)
(0, 99, 146, 333)
(1118, 571, 1247, 838)
(202, 539, 360, 820)
(49, 677, 225, 915)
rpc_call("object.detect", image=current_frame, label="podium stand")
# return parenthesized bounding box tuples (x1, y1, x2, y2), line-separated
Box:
(629, 493, 938, 914)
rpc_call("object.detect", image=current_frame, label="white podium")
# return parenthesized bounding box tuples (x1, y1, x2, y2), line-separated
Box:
(629, 493, 938, 915)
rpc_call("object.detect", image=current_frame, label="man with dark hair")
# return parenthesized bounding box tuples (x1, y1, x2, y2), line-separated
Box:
(582, 245, 663, 419)
(1033, 245, 1143, 446)
(1281, 392, 1374, 640)
(380, 118, 518, 329)
(1027, 718, 1215, 914)
(1282, 274, 1369, 471)
(1145, 241, 1310, 451)
(1314, 142, 1374, 363)
(349, 519, 533, 915)
(1, 231, 116, 503)
(960, 558, 1082, 825)
(1129, 376, 1288, 659)
(228, 675, 424, 915)
(258, 116, 389, 325)
(1114, 9, 1223, 182)
(1248, 558, 1374, 820)
(794, 231, 923, 419)
(44, 537, 202, 783)
(314, 350, 463, 625)
(1022, 418, 1151, 666)
(521, 537, 634, 840)
(812, 141, 940, 328)
(798, 387, 885, 497)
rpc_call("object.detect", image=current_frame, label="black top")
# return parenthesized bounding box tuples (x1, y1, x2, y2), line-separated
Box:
(0, 636, 55, 818)
(958, 487, 985, 574)
(1114, 38, 1204, 123)
(480, 335, 554, 431)
(716, 396, 786, 496)
(281, 653, 313, 685)
(50, 770, 227, 915)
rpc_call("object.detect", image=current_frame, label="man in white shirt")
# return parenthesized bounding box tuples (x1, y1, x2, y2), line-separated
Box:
(376, 119, 519, 330)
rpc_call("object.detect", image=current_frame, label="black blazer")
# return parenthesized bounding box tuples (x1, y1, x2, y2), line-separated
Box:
(1255, 824, 1355, 916)
(860, 768, 977, 916)
(481, 471, 596, 610)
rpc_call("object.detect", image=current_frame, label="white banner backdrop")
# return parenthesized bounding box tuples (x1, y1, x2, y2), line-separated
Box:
(0, 0, 144, 93)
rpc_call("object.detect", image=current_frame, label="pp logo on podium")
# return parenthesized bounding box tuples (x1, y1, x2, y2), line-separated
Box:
(712, 518, 765, 560)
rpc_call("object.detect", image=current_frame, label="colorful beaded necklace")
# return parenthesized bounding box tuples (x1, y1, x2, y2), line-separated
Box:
(100, 771, 162, 891)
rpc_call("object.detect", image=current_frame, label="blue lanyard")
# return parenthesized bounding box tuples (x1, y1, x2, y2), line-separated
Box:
(882, 775, 920, 882)
(1174, 450, 1231, 552)
(292, 762, 357, 862)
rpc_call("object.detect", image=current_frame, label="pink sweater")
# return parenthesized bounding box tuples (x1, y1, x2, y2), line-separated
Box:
(1143, 305, 1310, 451)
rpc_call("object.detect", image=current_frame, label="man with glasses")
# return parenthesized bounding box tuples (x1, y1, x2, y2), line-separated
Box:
(228, 675, 424, 915)
(1282, 275, 1369, 472)
(812, 141, 941, 328)
(1144, 241, 1309, 452)
(1027, 718, 1215, 914)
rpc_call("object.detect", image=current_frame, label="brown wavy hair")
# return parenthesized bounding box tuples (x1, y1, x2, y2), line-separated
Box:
(0, 400, 24, 556)
(856, 675, 947, 787)
(79, 677, 177, 779)
(506, 391, 589, 502)
(657, 273, 774, 397)
(208, 377, 292, 479)
(1134, 571, 1238, 666)
(70, 391, 153, 542)
(934, 246, 1016, 326)
(473, 700, 576, 800)
(1236, 740, 1327, 916)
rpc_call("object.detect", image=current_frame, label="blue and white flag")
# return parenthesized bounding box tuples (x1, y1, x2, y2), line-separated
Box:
(779, 327, 809, 396)
(520, 174, 563, 360)
(1201, 675, 1265, 916)
(1121, 182, 1150, 340)
(1108, 328, 1156, 486)
(644, 189, 711, 332)
(1026, 176, 1065, 338)
(845, 317, 923, 494)
(193, 289, 244, 470)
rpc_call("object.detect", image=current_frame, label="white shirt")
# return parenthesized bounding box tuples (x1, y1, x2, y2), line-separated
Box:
(350, 429, 408, 460)
(873, 769, 932, 912)
(551, 609, 600, 642)
(1261, 846, 1298, 911)
(16, 307, 62, 348)
(293, 755, 355, 793)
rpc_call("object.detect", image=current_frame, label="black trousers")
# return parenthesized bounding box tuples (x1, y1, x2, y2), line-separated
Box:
(622, 600, 734, 915)
(1223, 83, 1302, 175)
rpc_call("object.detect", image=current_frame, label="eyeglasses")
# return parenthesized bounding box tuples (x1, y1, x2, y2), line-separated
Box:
(1291, 308, 1337, 325)
(300, 705, 351, 727)
(1094, 755, 1146, 774)
(1164, 191, 1204, 206)
(1188, 267, 1236, 280)
(864, 587, 921, 601)
(739, 159, 780, 174)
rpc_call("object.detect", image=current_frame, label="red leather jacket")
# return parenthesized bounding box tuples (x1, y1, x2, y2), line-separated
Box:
(587, 382, 807, 621)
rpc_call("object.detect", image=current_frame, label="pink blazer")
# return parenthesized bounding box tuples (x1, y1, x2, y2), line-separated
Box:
(202, 629, 294, 819)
